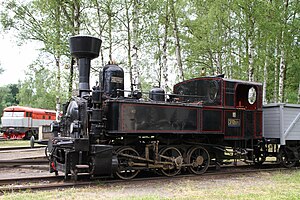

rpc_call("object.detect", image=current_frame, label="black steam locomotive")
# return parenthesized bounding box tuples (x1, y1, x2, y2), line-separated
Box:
(48, 35, 265, 180)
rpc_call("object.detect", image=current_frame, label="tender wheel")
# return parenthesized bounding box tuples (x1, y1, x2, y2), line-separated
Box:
(278, 146, 297, 168)
(115, 147, 140, 180)
(159, 147, 182, 177)
(187, 146, 210, 175)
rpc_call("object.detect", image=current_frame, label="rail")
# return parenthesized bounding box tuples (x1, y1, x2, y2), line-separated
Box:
(0, 164, 297, 193)
(0, 158, 48, 167)
(0, 146, 45, 152)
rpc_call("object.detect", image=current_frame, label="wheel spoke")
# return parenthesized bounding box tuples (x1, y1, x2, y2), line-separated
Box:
(115, 147, 140, 180)
(159, 147, 182, 177)
(187, 146, 210, 175)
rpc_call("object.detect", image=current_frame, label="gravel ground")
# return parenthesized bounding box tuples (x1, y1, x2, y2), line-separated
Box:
(54, 171, 278, 200)
(0, 148, 45, 160)
(0, 147, 51, 179)
(0, 146, 297, 200)
(0, 166, 50, 179)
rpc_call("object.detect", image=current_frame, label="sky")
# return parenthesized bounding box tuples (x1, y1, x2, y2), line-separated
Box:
(0, 33, 41, 86)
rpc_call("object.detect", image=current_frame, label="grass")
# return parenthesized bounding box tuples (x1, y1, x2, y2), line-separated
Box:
(0, 140, 31, 147)
(1, 170, 300, 200)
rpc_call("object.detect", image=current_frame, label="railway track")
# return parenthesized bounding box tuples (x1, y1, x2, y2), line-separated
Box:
(0, 146, 46, 161)
(0, 158, 48, 167)
(0, 146, 45, 151)
(0, 164, 297, 194)
(0, 175, 64, 186)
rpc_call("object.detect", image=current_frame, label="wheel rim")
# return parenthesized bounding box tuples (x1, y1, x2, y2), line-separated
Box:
(159, 147, 182, 177)
(116, 147, 140, 180)
(254, 152, 266, 165)
(187, 146, 210, 175)
(279, 147, 297, 168)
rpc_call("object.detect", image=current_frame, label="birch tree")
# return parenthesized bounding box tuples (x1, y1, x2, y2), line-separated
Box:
(298, 83, 300, 104)
(161, 0, 170, 91)
(170, 0, 184, 81)
(263, 46, 268, 104)
(1, 0, 69, 104)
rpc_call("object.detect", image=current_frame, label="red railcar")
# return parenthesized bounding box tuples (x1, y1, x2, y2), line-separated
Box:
(1, 106, 56, 139)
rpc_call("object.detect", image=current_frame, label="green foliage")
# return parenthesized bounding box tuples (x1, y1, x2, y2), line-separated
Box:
(0, 84, 19, 121)
(0, 140, 30, 147)
(0, 0, 85, 103)
(1, 0, 300, 103)
(17, 61, 60, 110)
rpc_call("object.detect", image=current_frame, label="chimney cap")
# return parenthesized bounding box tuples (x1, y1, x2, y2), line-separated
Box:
(69, 35, 102, 59)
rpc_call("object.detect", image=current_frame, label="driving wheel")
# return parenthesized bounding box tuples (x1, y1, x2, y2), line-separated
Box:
(187, 146, 210, 175)
(115, 147, 140, 179)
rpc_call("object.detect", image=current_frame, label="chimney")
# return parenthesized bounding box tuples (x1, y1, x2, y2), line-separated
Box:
(69, 35, 102, 97)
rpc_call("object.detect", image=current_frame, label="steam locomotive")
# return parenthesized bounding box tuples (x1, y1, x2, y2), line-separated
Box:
(47, 35, 298, 180)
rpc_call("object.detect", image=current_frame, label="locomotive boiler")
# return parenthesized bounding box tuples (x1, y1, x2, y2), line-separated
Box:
(48, 35, 266, 180)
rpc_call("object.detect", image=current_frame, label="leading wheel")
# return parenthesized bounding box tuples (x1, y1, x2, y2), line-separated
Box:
(159, 147, 182, 177)
(278, 146, 298, 168)
(187, 146, 210, 175)
(115, 147, 140, 180)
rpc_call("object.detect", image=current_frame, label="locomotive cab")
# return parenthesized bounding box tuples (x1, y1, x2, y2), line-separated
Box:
(173, 78, 222, 105)
(235, 84, 258, 110)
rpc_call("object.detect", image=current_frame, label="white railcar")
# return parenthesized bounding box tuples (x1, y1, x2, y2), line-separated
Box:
(1, 106, 56, 139)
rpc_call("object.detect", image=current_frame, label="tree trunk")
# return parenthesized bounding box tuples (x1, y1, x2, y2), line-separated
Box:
(237, 25, 242, 78)
(55, 56, 61, 98)
(69, 58, 75, 96)
(248, 37, 254, 82)
(263, 47, 268, 104)
(108, 0, 113, 62)
(161, 0, 170, 92)
(170, 0, 184, 81)
(157, 39, 162, 88)
(274, 39, 278, 103)
(247, 8, 255, 82)
(93, 0, 104, 66)
(132, 0, 140, 91)
(278, 31, 285, 103)
(298, 82, 300, 104)
(54, 1, 62, 110)
(125, 1, 133, 92)
(67, 0, 81, 98)
(278, 0, 289, 103)
(216, 52, 222, 75)
(209, 50, 214, 75)
(227, 5, 233, 79)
